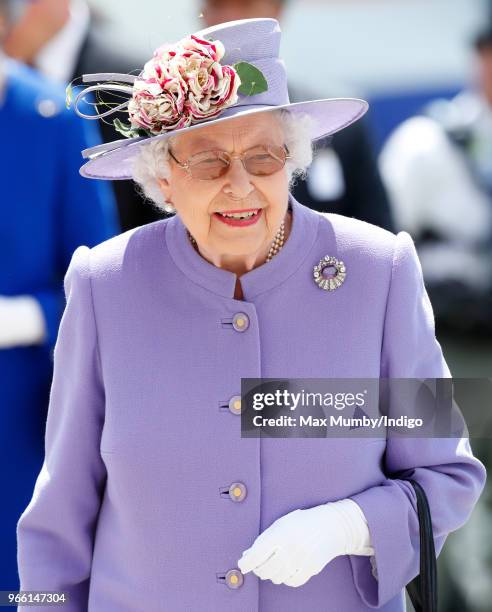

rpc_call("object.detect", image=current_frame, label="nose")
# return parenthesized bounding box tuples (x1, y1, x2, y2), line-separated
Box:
(224, 158, 255, 199)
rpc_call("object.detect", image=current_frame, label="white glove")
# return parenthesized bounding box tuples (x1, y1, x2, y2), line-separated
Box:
(237, 498, 375, 588)
(0, 295, 47, 348)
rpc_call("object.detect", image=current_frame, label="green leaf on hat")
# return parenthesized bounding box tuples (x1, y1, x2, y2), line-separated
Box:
(113, 118, 143, 138)
(233, 62, 268, 96)
(65, 83, 73, 109)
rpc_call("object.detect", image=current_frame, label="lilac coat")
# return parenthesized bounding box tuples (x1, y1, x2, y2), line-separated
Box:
(17, 195, 486, 611)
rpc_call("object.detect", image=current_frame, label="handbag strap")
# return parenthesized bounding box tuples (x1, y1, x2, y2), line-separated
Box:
(402, 477, 438, 612)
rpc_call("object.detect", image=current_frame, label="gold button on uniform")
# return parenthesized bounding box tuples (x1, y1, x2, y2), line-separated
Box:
(232, 312, 250, 332)
(225, 569, 244, 589)
(228, 395, 242, 415)
(228, 481, 247, 502)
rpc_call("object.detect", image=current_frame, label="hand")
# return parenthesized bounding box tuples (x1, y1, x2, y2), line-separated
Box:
(237, 499, 374, 588)
(0, 295, 46, 348)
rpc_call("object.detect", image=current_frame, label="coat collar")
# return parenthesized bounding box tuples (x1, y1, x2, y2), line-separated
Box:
(165, 194, 320, 301)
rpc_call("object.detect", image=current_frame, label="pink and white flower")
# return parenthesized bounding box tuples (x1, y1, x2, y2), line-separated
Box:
(127, 34, 242, 135)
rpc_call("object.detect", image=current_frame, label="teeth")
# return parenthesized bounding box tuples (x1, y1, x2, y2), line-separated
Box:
(219, 210, 259, 219)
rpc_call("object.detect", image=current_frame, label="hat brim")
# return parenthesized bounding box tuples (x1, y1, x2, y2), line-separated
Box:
(80, 98, 368, 180)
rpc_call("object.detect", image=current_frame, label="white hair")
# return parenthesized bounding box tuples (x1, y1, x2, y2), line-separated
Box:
(131, 109, 316, 214)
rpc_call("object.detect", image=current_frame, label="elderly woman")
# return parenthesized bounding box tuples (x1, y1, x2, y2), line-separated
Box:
(17, 18, 485, 612)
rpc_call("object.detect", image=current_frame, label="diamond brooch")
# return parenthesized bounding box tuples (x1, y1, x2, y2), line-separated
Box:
(313, 255, 346, 291)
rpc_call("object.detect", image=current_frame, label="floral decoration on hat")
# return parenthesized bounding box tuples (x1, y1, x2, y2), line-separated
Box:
(66, 34, 269, 140)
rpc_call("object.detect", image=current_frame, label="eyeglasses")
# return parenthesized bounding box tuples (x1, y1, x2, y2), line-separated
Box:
(168, 144, 291, 180)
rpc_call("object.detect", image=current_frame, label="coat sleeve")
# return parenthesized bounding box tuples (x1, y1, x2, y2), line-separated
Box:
(347, 230, 487, 608)
(16, 245, 107, 611)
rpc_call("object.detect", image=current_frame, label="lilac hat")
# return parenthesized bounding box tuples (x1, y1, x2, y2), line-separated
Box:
(72, 18, 368, 180)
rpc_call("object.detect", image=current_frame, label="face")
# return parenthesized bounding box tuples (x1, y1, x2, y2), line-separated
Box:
(201, 0, 282, 27)
(2, 0, 70, 60)
(0, 4, 9, 42)
(158, 112, 289, 262)
(476, 46, 492, 106)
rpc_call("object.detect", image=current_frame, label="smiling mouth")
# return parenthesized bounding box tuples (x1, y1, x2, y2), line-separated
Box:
(215, 208, 261, 219)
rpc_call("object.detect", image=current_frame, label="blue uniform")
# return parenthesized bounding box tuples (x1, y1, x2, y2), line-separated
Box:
(0, 59, 119, 590)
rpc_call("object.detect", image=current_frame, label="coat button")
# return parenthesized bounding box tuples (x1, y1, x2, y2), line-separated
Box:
(228, 395, 242, 415)
(228, 482, 247, 502)
(225, 569, 244, 589)
(232, 312, 249, 332)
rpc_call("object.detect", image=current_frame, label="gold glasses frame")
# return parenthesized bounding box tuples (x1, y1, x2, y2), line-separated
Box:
(167, 144, 292, 180)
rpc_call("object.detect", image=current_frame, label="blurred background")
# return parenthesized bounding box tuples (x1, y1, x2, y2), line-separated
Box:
(1, 0, 492, 610)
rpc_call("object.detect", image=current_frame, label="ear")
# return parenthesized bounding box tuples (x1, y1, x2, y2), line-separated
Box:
(158, 177, 172, 202)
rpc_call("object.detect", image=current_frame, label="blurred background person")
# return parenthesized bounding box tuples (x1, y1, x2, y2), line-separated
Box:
(4, 0, 165, 231)
(378, 17, 492, 611)
(379, 24, 492, 337)
(0, 0, 118, 590)
(200, 0, 395, 232)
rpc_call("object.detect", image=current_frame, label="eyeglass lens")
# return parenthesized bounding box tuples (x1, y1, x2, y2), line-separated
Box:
(187, 145, 287, 180)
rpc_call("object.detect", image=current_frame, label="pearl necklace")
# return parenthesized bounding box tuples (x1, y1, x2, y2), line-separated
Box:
(187, 216, 287, 263)
(265, 220, 285, 262)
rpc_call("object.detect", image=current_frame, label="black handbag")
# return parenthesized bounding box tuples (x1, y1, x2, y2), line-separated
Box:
(401, 477, 438, 612)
